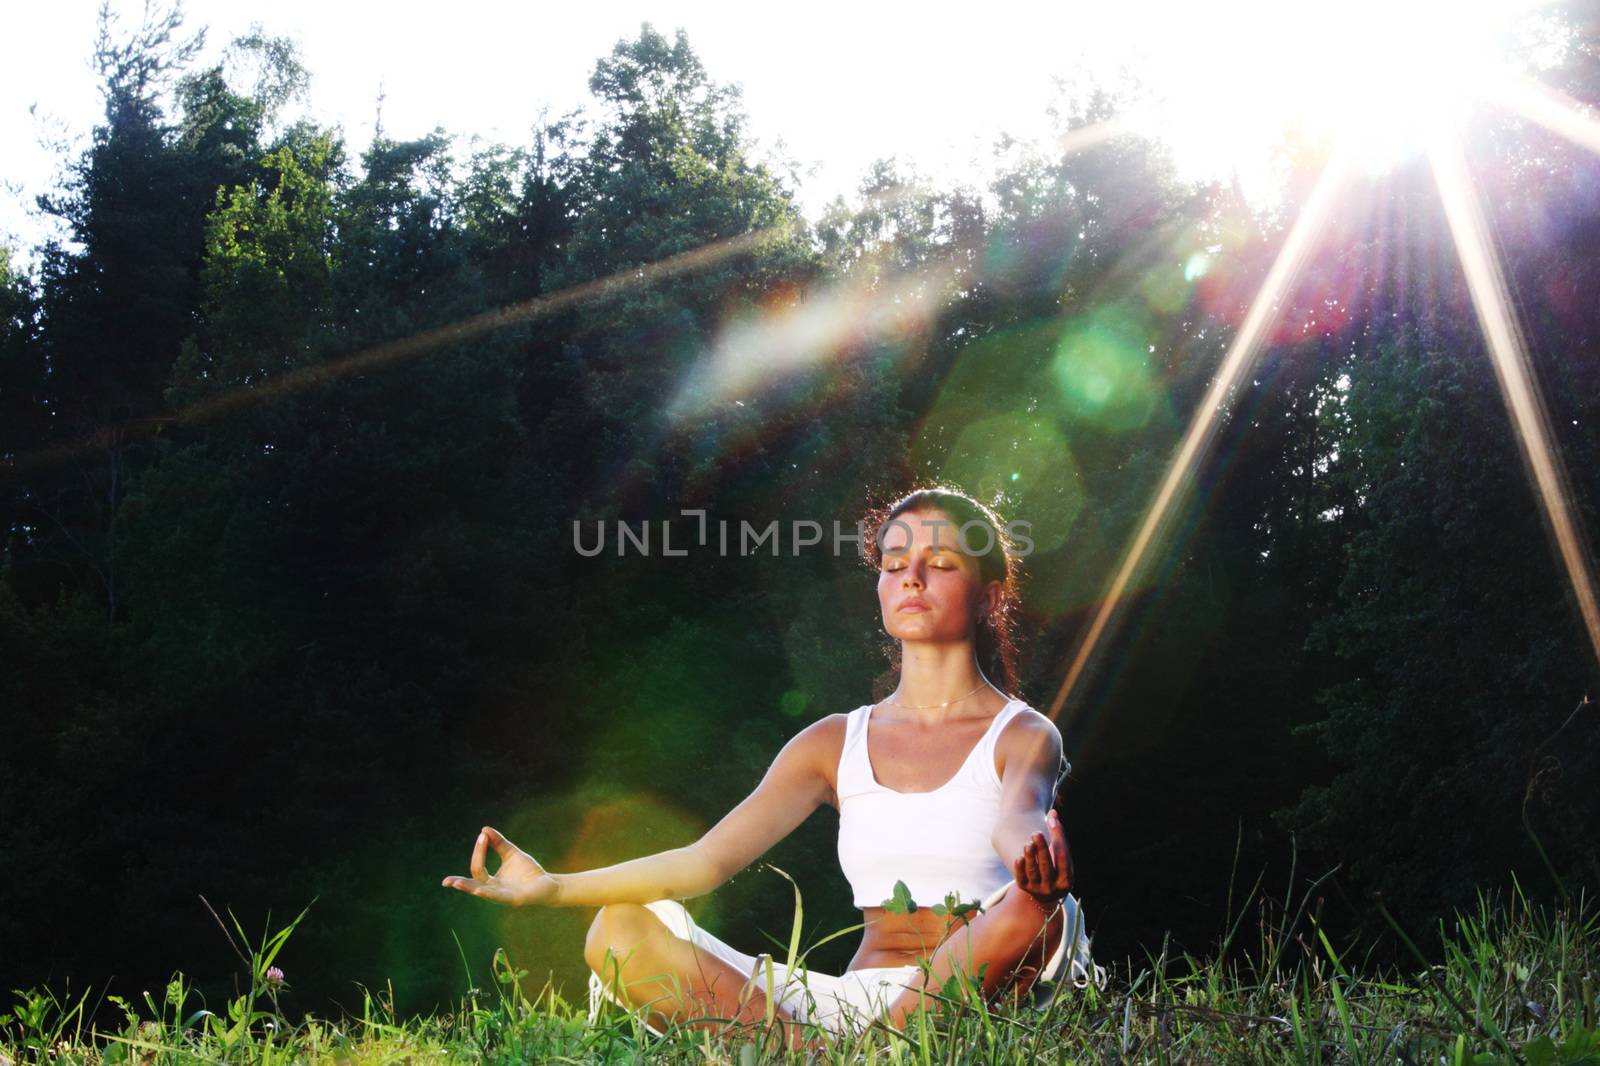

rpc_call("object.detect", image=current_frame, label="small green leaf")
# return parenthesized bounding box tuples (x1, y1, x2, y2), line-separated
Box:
(1561, 1027, 1598, 1056)
(936, 890, 984, 920)
(880, 879, 918, 914)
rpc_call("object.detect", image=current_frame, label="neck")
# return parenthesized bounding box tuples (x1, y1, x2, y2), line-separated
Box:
(889, 641, 995, 717)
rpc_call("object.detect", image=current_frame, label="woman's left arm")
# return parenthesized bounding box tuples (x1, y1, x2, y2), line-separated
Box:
(990, 712, 1072, 896)
(879, 715, 1073, 1030)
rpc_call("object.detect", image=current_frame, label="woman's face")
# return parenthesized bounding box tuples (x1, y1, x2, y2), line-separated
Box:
(876, 507, 1001, 643)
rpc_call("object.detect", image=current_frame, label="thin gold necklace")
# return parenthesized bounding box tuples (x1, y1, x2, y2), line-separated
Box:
(886, 680, 990, 710)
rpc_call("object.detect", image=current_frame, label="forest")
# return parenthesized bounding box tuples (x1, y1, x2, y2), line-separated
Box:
(2, 2, 1598, 1030)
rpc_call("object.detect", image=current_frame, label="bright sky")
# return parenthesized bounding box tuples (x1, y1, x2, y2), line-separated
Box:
(0, 0, 1119, 259)
(0, 0, 1552, 265)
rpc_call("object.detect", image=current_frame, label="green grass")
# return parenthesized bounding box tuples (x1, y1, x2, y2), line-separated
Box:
(4, 878, 1597, 1065)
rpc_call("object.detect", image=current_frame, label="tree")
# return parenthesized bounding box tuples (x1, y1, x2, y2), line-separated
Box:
(549, 23, 819, 517)
(23, 7, 302, 619)
(0, 247, 46, 586)
(1275, 123, 1600, 941)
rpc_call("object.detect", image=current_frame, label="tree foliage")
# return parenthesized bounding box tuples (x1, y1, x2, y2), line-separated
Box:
(2, 10, 1597, 1017)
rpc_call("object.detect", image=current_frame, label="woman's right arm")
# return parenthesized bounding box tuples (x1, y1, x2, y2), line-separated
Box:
(443, 714, 842, 907)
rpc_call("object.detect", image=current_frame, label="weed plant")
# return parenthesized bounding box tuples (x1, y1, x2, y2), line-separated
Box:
(3, 874, 1596, 1064)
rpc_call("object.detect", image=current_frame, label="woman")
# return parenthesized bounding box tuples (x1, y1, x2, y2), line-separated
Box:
(441, 487, 1099, 1046)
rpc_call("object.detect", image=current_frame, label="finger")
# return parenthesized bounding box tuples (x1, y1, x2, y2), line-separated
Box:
(1030, 838, 1056, 877)
(471, 832, 490, 881)
(1039, 836, 1062, 891)
(1048, 813, 1071, 889)
(1023, 836, 1044, 889)
(445, 876, 512, 904)
(483, 825, 513, 859)
(1018, 836, 1037, 873)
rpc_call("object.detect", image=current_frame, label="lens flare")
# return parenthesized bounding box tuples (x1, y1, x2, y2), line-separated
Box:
(1428, 129, 1600, 667)
(492, 789, 710, 999)
(1050, 308, 1161, 432)
(1044, 149, 1354, 724)
(666, 258, 958, 419)
(940, 413, 1086, 555)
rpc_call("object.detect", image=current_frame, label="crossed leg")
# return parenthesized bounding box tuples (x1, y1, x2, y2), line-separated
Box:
(584, 903, 816, 1050)
(585, 891, 1064, 1044)
(881, 887, 1066, 1028)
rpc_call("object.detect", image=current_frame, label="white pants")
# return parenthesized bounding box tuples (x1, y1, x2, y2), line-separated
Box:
(586, 883, 1106, 1036)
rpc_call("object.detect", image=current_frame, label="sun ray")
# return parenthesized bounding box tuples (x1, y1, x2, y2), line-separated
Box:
(3, 225, 788, 475)
(1042, 148, 1354, 726)
(1494, 73, 1600, 156)
(1427, 129, 1600, 670)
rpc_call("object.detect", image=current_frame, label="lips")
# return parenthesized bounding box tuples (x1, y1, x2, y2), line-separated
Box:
(897, 599, 930, 612)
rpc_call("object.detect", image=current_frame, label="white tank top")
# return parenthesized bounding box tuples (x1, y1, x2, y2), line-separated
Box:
(835, 698, 1031, 909)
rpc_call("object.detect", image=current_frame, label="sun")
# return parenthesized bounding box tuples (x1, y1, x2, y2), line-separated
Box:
(1293, 0, 1556, 168)
(1044, 0, 1600, 721)
(1128, 0, 1559, 190)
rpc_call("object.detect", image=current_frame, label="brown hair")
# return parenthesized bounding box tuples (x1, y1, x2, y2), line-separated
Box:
(859, 485, 1025, 699)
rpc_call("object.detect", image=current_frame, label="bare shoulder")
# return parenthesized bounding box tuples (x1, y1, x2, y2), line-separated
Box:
(771, 712, 848, 771)
(786, 713, 849, 808)
(788, 712, 848, 753)
(796, 712, 849, 767)
(995, 706, 1063, 778)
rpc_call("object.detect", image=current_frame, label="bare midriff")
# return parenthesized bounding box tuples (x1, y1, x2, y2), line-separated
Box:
(845, 905, 977, 970)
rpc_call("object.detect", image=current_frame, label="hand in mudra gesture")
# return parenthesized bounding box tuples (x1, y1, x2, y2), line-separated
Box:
(1013, 808, 1073, 906)
(441, 826, 558, 906)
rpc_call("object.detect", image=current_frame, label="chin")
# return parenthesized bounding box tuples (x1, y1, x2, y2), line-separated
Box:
(894, 625, 964, 643)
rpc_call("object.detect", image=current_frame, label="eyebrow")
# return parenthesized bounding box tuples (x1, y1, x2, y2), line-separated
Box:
(881, 543, 961, 557)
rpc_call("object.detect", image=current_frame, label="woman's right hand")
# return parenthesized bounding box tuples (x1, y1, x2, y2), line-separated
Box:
(441, 826, 558, 907)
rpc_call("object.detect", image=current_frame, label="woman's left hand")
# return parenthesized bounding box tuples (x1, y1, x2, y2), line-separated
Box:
(1012, 808, 1073, 904)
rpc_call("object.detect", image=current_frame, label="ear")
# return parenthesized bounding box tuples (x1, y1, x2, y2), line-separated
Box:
(982, 580, 1003, 616)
